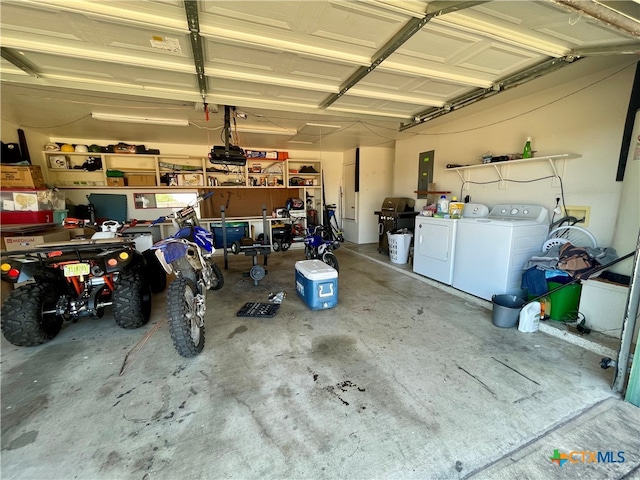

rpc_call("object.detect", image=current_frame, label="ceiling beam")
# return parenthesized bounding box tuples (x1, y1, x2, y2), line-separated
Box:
(184, 0, 208, 100)
(318, 1, 489, 109)
(400, 55, 582, 131)
(1, 47, 39, 77)
(550, 0, 640, 38)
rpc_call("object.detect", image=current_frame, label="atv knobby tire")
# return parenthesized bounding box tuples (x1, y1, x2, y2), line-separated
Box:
(113, 268, 152, 329)
(1, 283, 63, 346)
(167, 277, 204, 357)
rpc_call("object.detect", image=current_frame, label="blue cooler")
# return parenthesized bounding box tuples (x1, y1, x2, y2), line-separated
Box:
(295, 260, 338, 310)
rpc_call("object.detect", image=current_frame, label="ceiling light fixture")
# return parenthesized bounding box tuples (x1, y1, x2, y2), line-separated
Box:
(305, 123, 341, 129)
(91, 113, 189, 127)
(236, 127, 297, 136)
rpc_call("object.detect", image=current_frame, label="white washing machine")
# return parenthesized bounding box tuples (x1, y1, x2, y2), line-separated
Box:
(413, 203, 489, 285)
(452, 204, 549, 301)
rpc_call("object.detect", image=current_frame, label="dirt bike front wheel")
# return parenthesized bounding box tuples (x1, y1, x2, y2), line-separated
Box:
(322, 252, 339, 273)
(167, 277, 205, 357)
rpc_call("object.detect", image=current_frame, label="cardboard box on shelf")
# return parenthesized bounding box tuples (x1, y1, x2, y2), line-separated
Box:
(107, 177, 126, 187)
(0, 165, 46, 188)
(265, 151, 288, 160)
(177, 173, 203, 186)
(245, 150, 267, 158)
(3, 229, 70, 251)
(127, 175, 157, 186)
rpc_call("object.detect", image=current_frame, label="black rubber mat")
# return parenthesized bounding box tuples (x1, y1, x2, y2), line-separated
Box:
(236, 302, 280, 318)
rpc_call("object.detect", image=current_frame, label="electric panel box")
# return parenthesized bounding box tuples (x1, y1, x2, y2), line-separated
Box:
(295, 259, 338, 310)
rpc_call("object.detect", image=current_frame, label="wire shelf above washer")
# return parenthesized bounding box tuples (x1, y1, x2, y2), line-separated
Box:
(446, 154, 581, 189)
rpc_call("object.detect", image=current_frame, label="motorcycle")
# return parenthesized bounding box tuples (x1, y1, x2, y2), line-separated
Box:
(303, 225, 340, 272)
(150, 191, 224, 358)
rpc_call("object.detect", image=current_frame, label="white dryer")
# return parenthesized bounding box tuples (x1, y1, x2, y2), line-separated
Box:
(452, 204, 549, 301)
(413, 203, 488, 285)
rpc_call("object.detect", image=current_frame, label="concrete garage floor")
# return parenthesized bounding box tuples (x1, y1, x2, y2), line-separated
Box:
(1, 243, 639, 479)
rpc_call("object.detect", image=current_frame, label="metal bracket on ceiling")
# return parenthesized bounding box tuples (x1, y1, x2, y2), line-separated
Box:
(1, 47, 39, 78)
(318, 1, 489, 110)
(184, 0, 208, 100)
(400, 55, 583, 131)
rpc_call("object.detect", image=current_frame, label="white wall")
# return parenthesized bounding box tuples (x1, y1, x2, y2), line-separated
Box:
(358, 146, 394, 244)
(394, 59, 638, 275)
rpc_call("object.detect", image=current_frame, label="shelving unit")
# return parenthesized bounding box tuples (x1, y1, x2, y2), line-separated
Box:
(43, 150, 324, 235)
(446, 153, 581, 189)
(42, 151, 321, 191)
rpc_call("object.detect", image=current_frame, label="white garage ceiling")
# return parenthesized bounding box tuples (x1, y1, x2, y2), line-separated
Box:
(1, 0, 639, 152)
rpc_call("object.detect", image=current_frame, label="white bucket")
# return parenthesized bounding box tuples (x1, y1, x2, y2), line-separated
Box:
(387, 232, 413, 264)
(518, 302, 541, 333)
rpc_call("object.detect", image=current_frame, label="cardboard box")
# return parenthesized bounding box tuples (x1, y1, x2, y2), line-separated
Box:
(4, 230, 70, 251)
(177, 173, 203, 186)
(0, 166, 46, 188)
(107, 177, 126, 187)
(245, 150, 267, 158)
(127, 174, 157, 186)
(65, 227, 95, 239)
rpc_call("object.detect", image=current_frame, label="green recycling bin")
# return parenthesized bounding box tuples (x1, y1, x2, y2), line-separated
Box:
(547, 281, 582, 321)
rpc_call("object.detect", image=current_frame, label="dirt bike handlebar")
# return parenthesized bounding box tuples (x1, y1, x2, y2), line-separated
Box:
(150, 190, 214, 226)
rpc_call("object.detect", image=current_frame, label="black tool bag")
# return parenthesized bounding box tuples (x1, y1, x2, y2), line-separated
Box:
(1, 142, 22, 163)
(286, 198, 304, 211)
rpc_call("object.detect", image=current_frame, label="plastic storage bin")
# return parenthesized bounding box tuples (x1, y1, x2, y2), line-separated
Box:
(53, 209, 69, 224)
(387, 231, 413, 264)
(295, 259, 338, 310)
(547, 281, 582, 321)
(211, 222, 249, 248)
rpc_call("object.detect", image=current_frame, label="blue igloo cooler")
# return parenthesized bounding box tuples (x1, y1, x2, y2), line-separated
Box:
(295, 259, 338, 310)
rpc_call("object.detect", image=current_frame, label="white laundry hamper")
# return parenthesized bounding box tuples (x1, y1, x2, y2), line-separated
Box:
(387, 231, 413, 264)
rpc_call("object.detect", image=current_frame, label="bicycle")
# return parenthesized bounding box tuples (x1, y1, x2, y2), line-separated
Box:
(324, 204, 344, 243)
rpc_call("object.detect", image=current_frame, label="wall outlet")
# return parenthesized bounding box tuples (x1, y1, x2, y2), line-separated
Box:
(563, 205, 591, 226)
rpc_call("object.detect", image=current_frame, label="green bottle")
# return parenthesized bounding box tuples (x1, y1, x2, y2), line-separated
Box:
(522, 136, 532, 159)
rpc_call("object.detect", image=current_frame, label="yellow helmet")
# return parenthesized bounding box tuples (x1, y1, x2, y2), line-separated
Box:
(61, 144, 75, 152)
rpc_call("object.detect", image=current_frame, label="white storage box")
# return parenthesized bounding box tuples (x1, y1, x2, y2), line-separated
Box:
(295, 259, 338, 310)
(579, 278, 630, 340)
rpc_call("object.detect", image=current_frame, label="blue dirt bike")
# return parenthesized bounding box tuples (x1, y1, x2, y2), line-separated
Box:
(303, 225, 340, 272)
(150, 192, 223, 357)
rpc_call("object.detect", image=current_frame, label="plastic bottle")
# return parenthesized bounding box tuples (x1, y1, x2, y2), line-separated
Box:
(518, 301, 541, 333)
(522, 136, 532, 159)
(437, 195, 449, 215)
(449, 196, 464, 219)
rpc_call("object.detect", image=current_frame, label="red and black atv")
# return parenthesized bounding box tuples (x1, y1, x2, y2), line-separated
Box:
(0, 238, 157, 347)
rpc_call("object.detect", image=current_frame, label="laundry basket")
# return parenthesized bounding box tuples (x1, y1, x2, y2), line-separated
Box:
(387, 231, 413, 264)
